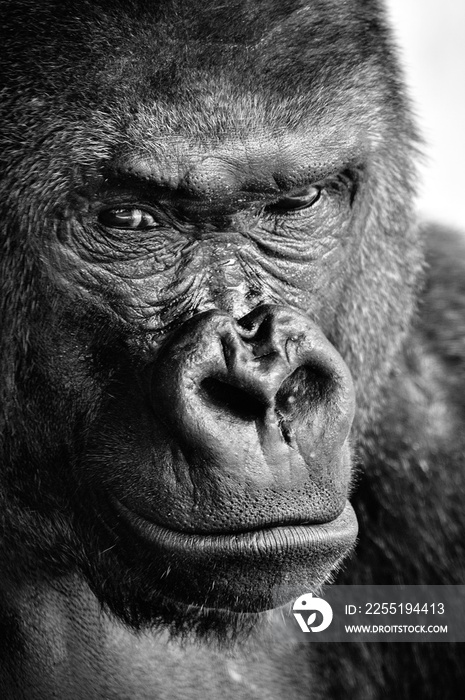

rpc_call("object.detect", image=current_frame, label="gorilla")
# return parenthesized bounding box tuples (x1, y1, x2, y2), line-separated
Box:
(0, 0, 464, 697)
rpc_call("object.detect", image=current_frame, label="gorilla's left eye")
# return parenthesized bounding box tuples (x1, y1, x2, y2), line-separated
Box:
(264, 186, 321, 215)
(98, 207, 158, 230)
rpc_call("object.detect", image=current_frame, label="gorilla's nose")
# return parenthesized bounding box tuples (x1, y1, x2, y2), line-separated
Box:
(152, 305, 355, 493)
(200, 306, 349, 437)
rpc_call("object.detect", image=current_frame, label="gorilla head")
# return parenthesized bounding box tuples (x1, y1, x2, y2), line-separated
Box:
(0, 0, 421, 638)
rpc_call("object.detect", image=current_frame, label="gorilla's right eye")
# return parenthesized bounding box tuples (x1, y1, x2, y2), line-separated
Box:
(98, 207, 158, 230)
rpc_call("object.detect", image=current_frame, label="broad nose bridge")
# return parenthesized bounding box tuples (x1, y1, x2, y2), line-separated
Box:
(196, 236, 273, 319)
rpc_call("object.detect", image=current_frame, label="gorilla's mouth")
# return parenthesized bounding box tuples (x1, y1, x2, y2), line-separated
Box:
(109, 497, 358, 612)
(114, 497, 358, 555)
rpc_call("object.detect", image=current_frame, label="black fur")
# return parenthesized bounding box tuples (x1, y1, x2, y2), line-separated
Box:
(0, 1, 464, 697)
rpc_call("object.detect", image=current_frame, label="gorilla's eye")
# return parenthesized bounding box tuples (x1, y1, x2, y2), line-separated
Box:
(265, 186, 321, 215)
(98, 207, 158, 230)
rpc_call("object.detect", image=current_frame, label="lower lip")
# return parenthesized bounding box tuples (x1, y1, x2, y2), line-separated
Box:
(113, 499, 358, 556)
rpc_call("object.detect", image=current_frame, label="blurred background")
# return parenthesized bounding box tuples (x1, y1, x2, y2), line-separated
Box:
(385, 0, 465, 231)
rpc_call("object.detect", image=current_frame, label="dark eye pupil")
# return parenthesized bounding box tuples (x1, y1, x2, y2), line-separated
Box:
(265, 186, 320, 214)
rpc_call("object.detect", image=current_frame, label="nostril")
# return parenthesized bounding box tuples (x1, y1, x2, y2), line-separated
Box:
(201, 377, 266, 421)
(278, 420, 293, 447)
(274, 365, 334, 448)
(275, 365, 334, 421)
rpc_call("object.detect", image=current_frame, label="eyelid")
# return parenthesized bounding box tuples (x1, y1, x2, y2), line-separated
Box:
(263, 186, 322, 218)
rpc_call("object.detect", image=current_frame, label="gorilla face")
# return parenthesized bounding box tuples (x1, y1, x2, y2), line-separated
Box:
(0, 0, 422, 633)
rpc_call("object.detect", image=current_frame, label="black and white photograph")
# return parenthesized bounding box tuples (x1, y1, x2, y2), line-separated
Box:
(0, 1, 464, 698)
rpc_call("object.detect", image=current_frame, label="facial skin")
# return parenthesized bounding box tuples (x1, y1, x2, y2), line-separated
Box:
(0, 0, 422, 638)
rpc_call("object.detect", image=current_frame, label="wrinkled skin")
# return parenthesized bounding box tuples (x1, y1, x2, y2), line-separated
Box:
(0, 0, 464, 698)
